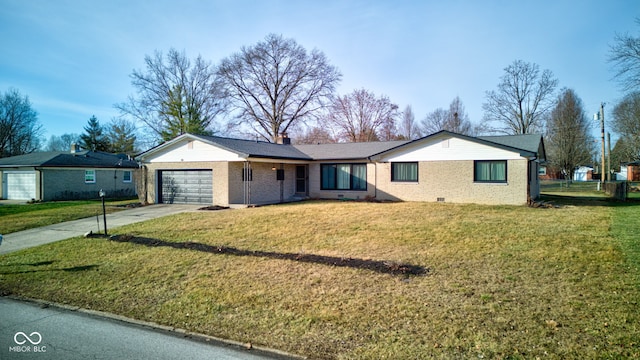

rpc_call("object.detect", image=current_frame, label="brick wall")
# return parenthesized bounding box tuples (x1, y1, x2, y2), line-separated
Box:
(376, 159, 528, 205)
(307, 162, 377, 200)
(42, 168, 136, 201)
(229, 162, 297, 205)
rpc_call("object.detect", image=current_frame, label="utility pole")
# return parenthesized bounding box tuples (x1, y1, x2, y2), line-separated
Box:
(596, 103, 606, 185)
(607, 132, 611, 181)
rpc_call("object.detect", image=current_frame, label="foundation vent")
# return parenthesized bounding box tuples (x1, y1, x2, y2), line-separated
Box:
(437, 197, 445, 202)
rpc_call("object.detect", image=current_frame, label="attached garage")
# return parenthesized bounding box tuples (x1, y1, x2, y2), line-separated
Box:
(3, 171, 37, 200)
(158, 170, 213, 204)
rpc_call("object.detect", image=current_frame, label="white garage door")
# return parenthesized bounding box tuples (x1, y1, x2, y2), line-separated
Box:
(159, 170, 213, 204)
(5, 172, 36, 200)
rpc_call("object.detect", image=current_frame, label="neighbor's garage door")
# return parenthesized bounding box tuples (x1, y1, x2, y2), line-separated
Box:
(159, 170, 212, 204)
(5, 171, 36, 200)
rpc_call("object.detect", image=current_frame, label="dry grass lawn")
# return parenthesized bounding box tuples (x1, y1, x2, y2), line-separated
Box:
(1, 200, 639, 359)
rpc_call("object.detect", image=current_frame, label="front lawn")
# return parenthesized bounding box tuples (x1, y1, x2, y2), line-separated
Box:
(0, 199, 138, 234)
(0, 200, 638, 359)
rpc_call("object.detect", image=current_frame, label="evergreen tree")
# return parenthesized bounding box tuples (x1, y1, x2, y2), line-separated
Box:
(107, 118, 137, 155)
(80, 115, 110, 151)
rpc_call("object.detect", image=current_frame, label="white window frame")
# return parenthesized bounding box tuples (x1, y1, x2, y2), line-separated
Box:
(123, 170, 132, 183)
(85, 169, 96, 184)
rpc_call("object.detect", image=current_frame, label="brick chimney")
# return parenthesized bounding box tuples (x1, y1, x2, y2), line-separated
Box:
(70, 143, 78, 153)
(276, 132, 291, 145)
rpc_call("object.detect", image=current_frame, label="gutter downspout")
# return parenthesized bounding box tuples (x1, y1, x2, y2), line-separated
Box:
(35, 167, 43, 201)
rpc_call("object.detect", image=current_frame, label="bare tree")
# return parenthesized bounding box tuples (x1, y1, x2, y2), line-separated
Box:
(611, 135, 639, 171)
(545, 88, 594, 180)
(482, 60, 558, 134)
(612, 91, 640, 160)
(421, 96, 473, 135)
(217, 34, 341, 142)
(609, 18, 640, 92)
(44, 133, 81, 151)
(397, 105, 422, 140)
(293, 125, 338, 144)
(326, 89, 400, 142)
(116, 48, 226, 142)
(0, 88, 42, 157)
(421, 108, 450, 136)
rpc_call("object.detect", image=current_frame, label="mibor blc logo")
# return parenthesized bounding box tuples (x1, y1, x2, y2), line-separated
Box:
(9, 331, 47, 353)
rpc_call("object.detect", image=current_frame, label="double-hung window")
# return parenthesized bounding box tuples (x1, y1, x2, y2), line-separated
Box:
(474, 160, 507, 183)
(123, 170, 132, 183)
(321, 164, 367, 190)
(391, 162, 418, 182)
(85, 170, 96, 184)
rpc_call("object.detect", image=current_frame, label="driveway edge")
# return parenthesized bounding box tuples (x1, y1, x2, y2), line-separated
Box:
(5, 294, 306, 360)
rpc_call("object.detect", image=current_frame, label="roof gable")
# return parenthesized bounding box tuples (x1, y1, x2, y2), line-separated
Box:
(137, 133, 312, 162)
(136, 131, 544, 164)
(372, 131, 542, 162)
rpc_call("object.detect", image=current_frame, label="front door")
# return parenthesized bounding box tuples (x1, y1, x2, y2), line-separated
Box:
(295, 165, 307, 195)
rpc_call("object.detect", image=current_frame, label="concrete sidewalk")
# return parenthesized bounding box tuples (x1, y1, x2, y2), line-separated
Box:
(0, 204, 202, 255)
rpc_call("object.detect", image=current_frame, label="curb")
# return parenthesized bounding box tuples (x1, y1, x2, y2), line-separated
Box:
(6, 295, 306, 360)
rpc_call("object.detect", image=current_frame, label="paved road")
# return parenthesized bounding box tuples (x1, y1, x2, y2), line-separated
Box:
(0, 297, 287, 360)
(0, 204, 202, 254)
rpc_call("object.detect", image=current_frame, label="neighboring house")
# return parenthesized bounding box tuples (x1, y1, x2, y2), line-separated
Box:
(0, 148, 139, 201)
(136, 130, 545, 206)
(538, 165, 565, 180)
(573, 166, 594, 182)
(623, 161, 640, 181)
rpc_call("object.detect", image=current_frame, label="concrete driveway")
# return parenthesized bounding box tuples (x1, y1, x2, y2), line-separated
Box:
(0, 204, 202, 255)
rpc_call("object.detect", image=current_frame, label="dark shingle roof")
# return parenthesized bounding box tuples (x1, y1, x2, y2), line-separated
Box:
(194, 135, 312, 160)
(0, 151, 138, 168)
(294, 140, 410, 160)
(139, 132, 545, 163)
(478, 134, 545, 160)
(478, 134, 541, 154)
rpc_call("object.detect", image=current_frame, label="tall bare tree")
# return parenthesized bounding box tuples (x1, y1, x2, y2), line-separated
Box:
(0, 88, 42, 157)
(545, 88, 594, 180)
(609, 18, 640, 92)
(611, 136, 638, 171)
(397, 105, 422, 140)
(116, 48, 225, 142)
(44, 133, 81, 152)
(421, 96, 473, 135)
(326, 89, 399, 142)
(482, 60, 558, 134)
(293, 125, 337, 144)
(611, 91, 640, 160)
(217, 34, 341, 142)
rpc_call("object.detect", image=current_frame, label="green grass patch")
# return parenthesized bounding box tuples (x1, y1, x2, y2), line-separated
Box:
(1, 200, 639, 358)
(0, 199, 138, 234)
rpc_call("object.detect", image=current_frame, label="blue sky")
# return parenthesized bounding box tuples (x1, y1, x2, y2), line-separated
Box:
(0, 0, 637, 143)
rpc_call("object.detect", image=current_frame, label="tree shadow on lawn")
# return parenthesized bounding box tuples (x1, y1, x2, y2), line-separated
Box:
(0, 263, 98, 275)
(540, 194, 640, 207)
(109, 235, 429, 277)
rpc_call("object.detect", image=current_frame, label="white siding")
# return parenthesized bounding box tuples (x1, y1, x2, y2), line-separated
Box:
(147, 139, 245, 163)
(379, 136, 524, 162)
